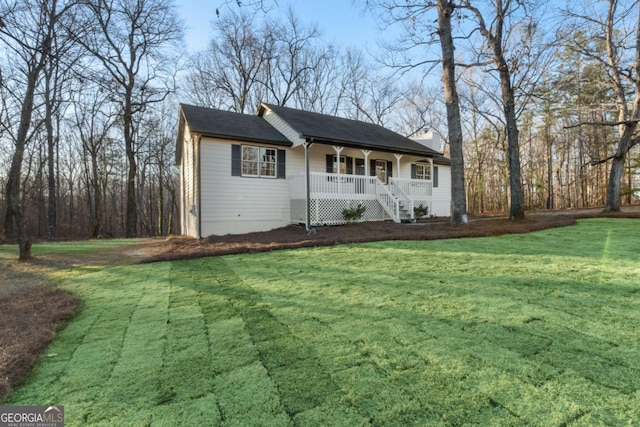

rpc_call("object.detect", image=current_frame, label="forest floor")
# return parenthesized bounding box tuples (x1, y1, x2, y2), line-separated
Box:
(1, 205, 639, 399)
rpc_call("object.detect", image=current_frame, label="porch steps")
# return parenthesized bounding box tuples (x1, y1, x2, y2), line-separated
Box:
(399, 202, 415, 223)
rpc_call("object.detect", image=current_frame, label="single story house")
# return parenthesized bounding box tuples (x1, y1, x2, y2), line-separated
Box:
(176, 103, 452, 237)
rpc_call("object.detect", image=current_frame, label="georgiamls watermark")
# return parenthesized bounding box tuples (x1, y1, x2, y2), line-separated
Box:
(0, 406, 64, 427)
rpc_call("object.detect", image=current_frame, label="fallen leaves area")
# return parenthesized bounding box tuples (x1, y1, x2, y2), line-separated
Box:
(1, 206, 639, 400)
(0, 266, 81, 398)
(145, 207, 640, 263)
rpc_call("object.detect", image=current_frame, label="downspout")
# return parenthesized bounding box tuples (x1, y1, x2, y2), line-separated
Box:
(196, 134, 202, 239)
(304, 140, 314, 233)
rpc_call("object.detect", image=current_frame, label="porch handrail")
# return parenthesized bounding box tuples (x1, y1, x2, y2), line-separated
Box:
(375, 180, 400, 222)
(390, 177, 433, 199)
(309, 172, 378, 196)
(388, 178, 414, 220)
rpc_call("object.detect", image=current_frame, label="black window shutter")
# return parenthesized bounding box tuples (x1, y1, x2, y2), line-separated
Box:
(370, 159, 376, 176)
(387, 161, 393, 179)
(231, 144, 241, 176)
(411, 164, 416, 179)
(433, 166, 439, 187)
(277, 149, 286, 179)
(326, 154, 333, 173)
(346, 156, 353, 174)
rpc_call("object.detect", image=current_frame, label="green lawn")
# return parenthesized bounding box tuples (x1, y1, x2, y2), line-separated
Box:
(2, 219, 639, 426)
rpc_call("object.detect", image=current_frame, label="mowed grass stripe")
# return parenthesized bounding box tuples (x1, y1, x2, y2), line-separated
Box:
(1, 218, 639, 425)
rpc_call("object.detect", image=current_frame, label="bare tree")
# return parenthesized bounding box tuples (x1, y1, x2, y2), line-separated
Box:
(565, 0, 640, 212)
(438, 0, 468, 224)
(364, 0, 469, 224)
(74, 0, 183, 237)
(0, 0, 76, 259)
(337, 49, 400, 126)
(459, 0, 524, 219)
(185, 11, 270, 113)
(42, 8, 82, 237)
(261, 9, 324, 106)
(294, 45, 341, 114)
(71, 82, 119, 237)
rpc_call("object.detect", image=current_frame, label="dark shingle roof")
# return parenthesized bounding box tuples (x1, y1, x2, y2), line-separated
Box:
(180, 104, 291, 146)
(260, 103, 442, 157)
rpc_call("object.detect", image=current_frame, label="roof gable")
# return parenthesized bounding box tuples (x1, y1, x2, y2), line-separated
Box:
(179, 104, 291, 146)
(260, 103, 442, 157)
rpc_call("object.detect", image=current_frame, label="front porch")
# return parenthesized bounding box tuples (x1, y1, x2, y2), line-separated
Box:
(289, 172, 433, 226)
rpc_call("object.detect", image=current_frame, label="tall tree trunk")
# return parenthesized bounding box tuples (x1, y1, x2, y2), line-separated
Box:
(123, 99, 138, 237)
(497, 53, 524, 220)
(45, 88, 57, 237)
(158, 160, 165, 235)
(604, 121, 637, 211)
(605, 154, 625, 211)
(626, 156, 632, 204)
(4, 74, 38, 260)
(602, 0, 640, 212)
(91, 150, 103, 237)
(438, 0, 468, 225)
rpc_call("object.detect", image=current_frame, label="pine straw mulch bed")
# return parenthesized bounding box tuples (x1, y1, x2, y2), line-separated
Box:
(0, 275, 82, 398)
(1, 207, 639, 400)
(144, 207, 640, 263)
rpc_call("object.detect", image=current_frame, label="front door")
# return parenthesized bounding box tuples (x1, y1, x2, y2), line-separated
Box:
(375, 160, 387, 183)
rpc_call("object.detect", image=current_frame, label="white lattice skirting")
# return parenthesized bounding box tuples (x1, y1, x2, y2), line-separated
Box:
(290, 198, 390, 226)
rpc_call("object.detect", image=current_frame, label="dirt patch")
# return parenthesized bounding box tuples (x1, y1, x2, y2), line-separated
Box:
(0, 269, 81, 398)
(144, 206, 640, 263)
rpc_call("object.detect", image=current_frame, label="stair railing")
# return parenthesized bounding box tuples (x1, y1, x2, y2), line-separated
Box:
(375, 180, 400, 223)
(388, 178, 414, 220)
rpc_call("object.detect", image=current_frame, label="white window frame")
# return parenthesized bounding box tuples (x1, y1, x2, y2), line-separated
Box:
(415, 163, 432, 180)
(242, 145, 277, 178)
(332, 155, 347, 174)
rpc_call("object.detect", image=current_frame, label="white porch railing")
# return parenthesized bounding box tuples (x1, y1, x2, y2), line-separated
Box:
(289, 173, 432, 225)
(390, 177, 433, 198)
(309, 172, 378, 199)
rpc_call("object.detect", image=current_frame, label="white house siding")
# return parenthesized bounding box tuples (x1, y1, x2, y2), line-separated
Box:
(199, 137, 297, 236)
(432, 163, 452, 216)
(189, 137, 452, 236)
(262, 109, 306, 147)
(180, 129, 199, 237)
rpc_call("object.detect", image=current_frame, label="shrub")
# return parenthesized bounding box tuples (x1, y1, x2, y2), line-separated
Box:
(342, 204, 366, 222)
(414, 204, 429, 218)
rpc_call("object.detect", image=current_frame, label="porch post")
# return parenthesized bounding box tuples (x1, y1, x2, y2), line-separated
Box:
(333, 146, 344, 195)
(394, 154, 403, 180)
(332, 146, 344, 175)
(362, 150, 371, 175)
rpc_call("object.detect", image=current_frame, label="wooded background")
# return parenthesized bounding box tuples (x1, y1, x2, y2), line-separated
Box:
(1, 0, 638, 247)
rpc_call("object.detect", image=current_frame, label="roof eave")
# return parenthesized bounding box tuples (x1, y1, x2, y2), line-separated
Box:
(175, 106, 187, 165)
(194, 131, 292, 147)
(305, 136, 439, 157)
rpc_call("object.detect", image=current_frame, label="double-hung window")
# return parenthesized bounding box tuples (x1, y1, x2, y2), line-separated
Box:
(242, 145, 277, 178)
(415, 163, 432, 180)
